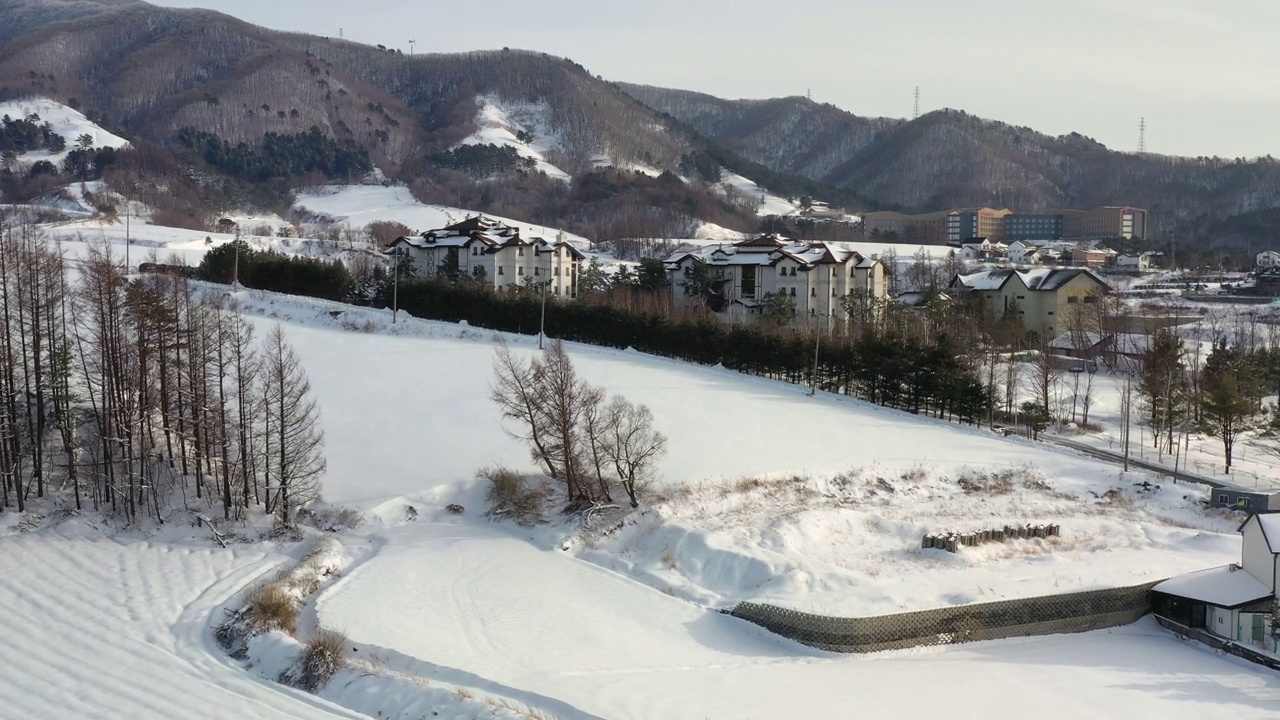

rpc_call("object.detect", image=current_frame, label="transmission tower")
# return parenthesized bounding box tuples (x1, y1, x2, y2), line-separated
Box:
(1138, 117, 1147, 153)
(912, 86, 920, 120)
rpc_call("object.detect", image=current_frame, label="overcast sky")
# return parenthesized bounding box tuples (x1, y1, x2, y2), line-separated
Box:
(152, 0, 1280, 159)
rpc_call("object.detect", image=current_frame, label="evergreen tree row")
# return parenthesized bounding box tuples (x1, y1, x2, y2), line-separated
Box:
(0, 114, 67, 154)
(176, 126, 372, 182)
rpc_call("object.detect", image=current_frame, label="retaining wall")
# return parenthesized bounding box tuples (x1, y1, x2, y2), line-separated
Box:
(729, 580, 1162, 653)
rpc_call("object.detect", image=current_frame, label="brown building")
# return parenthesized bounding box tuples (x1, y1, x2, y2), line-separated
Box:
(1057, 206, 1147, 241)
(863, 207, 1010, 244)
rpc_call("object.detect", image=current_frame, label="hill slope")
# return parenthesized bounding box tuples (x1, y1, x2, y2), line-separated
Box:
(621, 82, 1280, 238)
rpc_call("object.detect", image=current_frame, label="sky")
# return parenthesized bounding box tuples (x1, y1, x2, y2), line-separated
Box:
(150, 0, 1280, 159)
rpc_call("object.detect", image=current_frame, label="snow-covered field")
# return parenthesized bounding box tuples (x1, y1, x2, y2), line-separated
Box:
(1, 270, 1276, 717)
(0, 535, 360, 720)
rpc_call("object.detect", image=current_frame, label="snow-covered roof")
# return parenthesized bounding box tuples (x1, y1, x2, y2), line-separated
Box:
(1243, 513, 1280, 554)
(665, 235, 874, 270)
(951, 267, 1111, 293)
(392, 216, 584, 259)
(1152, 565, 1272, 608)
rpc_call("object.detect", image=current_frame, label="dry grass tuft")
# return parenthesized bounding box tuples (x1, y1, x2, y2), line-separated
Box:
(243, 581, 298, 635)
(481, 466, 551, 526)
(288, 628, 350, 692)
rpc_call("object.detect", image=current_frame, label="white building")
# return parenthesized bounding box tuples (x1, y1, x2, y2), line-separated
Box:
(1258, 251, 1280, 268)
(1116, 253, 1154, 271)
(389, 216, 585, 298)
(1152, 512, 1280, 655)
(664, 234, 887, 323)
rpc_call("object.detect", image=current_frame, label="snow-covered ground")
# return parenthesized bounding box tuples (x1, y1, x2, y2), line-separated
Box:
(0, 535, 360, 720)
(716, 171, 798, 216)
(0, 278, 1274, 718)
(0, 98, 130, 168)
(458, 96, 572, 181)
(219, 292, 1242, 615)
(293, 184, 591, 248)
(317, 518, 1280, 720)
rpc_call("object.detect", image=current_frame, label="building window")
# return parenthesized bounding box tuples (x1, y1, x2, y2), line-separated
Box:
(518, 248, 525, 256)
(1068, 296, 1079, 304)
(1047, 311, 1054, 316)
(497, 266, 504, 276)
(554, 267, 560, 276)
(1218, 494, 1228, 504)
(789, 287, 796, 297)
(471, 247, 478, 256)
(534, 267, 541, 276)
(517, 267, 524, 276)
(1084, 296, 1098, 304)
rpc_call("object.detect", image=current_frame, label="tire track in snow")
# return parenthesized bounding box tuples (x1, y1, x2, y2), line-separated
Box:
(0, 537, 361, 720)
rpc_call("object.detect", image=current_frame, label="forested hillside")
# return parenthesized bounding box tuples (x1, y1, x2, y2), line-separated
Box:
(621, 83, 1280, 245)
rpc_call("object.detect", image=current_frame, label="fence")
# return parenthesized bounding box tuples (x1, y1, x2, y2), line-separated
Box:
(729, 580, 1161, 653)
(1153, 616, 1280, 672)
(922, 524, 1060, 552)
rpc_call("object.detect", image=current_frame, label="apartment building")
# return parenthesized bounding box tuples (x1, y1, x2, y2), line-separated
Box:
(389, 216, 585, 298)
(1003, 214, 1064, 242)
(863, 207, 1010, 244)
(665, 234, 887, 323)
(949, 267, 1112, 343)
(1057, 206, 1148, 241)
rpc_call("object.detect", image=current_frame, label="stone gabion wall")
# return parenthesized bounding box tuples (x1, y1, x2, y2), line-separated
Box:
(730, 581, 1162, 653)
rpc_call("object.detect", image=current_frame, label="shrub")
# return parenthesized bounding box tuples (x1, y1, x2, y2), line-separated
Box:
(243, 581, 298, 635)
(481, 466, 549, 526)
(288, 628, 350, 692)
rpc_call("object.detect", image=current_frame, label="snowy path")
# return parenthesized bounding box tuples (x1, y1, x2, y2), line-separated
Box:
(318, 520, 1280, 720)
(0, 536, 359, 720)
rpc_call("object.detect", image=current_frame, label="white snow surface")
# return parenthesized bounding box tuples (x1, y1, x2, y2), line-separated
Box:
(456, 95, 571, 181)
(1, 285, 1276, 719)
(0, 98, 129, 167)
(717, 171, 797, 216)
(223, 291, 1242, 616)
(0, 536, 359, 720)
(318, 520, 1280, 720)
(293, 184, 590, 248)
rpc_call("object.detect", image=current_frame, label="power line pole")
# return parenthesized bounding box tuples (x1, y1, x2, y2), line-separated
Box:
(391, 246, 401, 324)
(538, 247, 548, 350)
(408, 39, 416, 56)
(124, 207, 130, 272)
(1138, 117, 1147, 153)
(231, 224, 241, 288)
(809, 318, 821, 396)
(912, 86, 920, 120)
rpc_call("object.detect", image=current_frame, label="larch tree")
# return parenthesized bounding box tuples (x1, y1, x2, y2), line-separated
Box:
(260, 324, 325, 524)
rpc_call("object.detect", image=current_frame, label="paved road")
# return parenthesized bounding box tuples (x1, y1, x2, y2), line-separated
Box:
(1046, 436, 1228, 488)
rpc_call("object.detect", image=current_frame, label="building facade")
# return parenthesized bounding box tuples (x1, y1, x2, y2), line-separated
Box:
(1003, 214, 1064, 242)
(389, 216, 585, 298)
(665, 235, 887, 324)
(949, 267, 1112, 343)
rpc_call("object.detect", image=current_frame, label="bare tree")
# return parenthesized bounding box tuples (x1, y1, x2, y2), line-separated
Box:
(260, 324, 325, 524)
(601, 396, 667, 508)
(490, 340, 558, 479)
